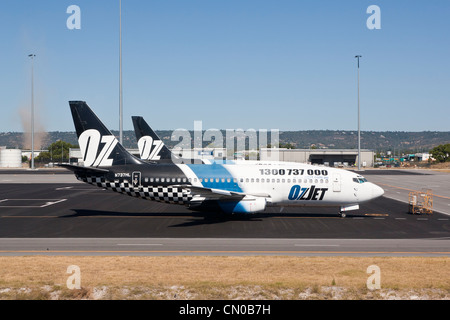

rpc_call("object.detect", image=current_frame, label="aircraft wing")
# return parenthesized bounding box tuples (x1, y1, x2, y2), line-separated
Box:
(177, 184, 270, 200)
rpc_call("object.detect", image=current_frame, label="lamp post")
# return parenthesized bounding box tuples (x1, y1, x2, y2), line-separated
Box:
(28, 54, 36, 170)
(355, 55, 362, 171)
(119, 0, 123, 144)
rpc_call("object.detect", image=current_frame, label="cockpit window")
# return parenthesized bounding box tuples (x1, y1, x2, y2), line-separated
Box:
(353, 177, 368, 184)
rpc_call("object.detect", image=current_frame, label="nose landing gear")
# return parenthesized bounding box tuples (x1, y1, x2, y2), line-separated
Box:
(339, 204, 359, 218)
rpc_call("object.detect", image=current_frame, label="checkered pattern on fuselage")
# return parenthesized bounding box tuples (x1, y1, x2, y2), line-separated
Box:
(79, 176, 192, 204)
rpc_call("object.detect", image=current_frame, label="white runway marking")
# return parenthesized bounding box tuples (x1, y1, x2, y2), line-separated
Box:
(0, 199, 67, 208)
(117, 243, 163, 246)
(294, 244, 340, 247)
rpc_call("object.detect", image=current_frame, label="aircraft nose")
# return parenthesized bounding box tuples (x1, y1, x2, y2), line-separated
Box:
(371, 184, 384, 199)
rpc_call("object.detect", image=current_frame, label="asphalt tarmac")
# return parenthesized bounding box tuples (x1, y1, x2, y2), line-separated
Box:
(0, 168, 449, 256)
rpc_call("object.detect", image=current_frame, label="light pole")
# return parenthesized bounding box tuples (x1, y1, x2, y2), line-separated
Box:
(119, 0, 123, 144)
(355, 55, 362, 171)
(28, 54, 36, 170)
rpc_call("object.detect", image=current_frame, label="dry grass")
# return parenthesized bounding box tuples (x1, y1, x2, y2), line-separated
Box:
(0, 256, 449, 299)
(421, 162, 450, 172)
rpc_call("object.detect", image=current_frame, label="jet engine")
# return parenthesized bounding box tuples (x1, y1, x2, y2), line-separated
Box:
(219, 197, 267, 214)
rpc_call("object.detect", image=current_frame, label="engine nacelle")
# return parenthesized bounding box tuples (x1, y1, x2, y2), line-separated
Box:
(219, 197, 267, 214)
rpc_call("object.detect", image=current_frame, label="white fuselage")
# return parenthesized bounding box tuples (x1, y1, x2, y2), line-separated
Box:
(175, 161, 384, 210)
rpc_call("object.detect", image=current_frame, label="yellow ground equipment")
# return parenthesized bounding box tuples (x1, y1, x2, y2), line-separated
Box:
(408, 189, 433, 215)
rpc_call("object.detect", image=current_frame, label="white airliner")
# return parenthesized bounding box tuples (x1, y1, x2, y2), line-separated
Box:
(61, 101, 384, 216)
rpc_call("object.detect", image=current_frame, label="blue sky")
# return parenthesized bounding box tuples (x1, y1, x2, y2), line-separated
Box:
(1, 0, 449, 133)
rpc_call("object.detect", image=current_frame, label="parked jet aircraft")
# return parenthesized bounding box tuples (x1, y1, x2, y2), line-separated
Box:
(133, 115, 238, 164)
(61, 101, 384, 216)
(132, 115, 198, 164)
(132, 115, 286, 166)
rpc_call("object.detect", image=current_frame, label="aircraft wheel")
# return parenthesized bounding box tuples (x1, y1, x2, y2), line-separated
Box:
(339, 212, 346, 218)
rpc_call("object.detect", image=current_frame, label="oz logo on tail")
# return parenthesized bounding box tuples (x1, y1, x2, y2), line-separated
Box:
(138, 136, 163, 160)
(79, 129, 118, 167)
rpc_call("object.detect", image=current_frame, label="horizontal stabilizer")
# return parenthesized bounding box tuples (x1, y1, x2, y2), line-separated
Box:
(57, 163, 110, 174)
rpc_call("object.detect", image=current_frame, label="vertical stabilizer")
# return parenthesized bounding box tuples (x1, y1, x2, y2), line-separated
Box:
(69, 101, 144, 167)
(132, 116, 176, 162)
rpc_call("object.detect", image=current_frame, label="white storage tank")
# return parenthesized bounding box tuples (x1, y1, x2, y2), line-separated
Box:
(0, 149, 22, 168)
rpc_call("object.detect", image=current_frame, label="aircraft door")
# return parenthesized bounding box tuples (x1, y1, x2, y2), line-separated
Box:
(332, 174, 341, 192)
(132, 171, 142, 187)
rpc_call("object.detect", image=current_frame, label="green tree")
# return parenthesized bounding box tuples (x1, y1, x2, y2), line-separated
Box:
(35, 140, 78, 163)
(430, 144, 450, 163)
(266, 143, 296, 149)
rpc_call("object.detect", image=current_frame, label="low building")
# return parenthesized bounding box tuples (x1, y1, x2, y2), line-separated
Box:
(413, 153, 431, 162)
(0, 147, 22, 168)
(260, 148, 374, 167)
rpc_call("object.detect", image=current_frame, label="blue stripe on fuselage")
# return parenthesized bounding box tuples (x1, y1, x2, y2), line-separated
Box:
(186, 163, 242, 192)
(209, 160, 236, 165)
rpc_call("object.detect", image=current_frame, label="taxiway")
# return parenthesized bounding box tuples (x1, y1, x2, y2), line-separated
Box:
(0, 168, 449, 256)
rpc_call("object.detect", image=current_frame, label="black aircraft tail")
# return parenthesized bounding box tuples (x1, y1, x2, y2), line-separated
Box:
(69, 101, 144, 167)
(132, 116, 174, 162)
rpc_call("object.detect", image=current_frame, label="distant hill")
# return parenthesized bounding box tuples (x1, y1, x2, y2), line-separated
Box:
(1, 130, 449, 153)
(278, 130, 450, 153)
